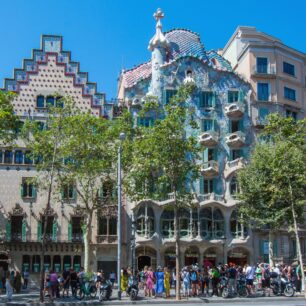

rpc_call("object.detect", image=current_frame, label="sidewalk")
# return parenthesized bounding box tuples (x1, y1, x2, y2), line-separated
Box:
(0, 289, 304, 305)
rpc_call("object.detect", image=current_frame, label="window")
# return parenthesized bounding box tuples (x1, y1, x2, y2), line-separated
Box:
(0, 151, 2, 163)
(36, 95, 45, 108)
(56, 96, 64, 108)
(14, 150, 24, 164)
(137, 117, 154, 127)
(62, 184, 76, 200)
(136, 206, 155, 237)
(4, 150, 13, 164)
(164, 89, 177, 104)
(200, 208, 224, 239)
(24, 152, 33, 165)
(259, 108, 269, 120)
(98, 218, 107, 235)
(203, 148, 216, 162)
(161, 209, 174, 238)
(21, 179, 36, 198)
(229, 120, 243, 133)
(230, 176, 239, 197)
(46, 96, 55, 107)
(231, 149, 242, 161)
(100, 181, 116, 200)
(179, 209, 189, 237)
(71, 217, 83, 242)
(109, 218, 117, 235)
(286, 110, 297, 121)
(36, 121, 45, 131)
(230, 210, 247, 238)
(228, 91, 239, 103)
(283, 62, 295, 76)
(202, 119, 215, 132)
(40, 217, 55, 241)
(257, 83, 269, 101)
(200, 177, 215, 194)
(284, 87, 296, 101)
(256, 57, 268, 74)
(199, 91, 214, 108)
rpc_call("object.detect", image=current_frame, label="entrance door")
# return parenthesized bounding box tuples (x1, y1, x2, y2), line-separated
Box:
(227, 256, 247, 267)
(0, 254, 8, 271)
(97, 261, 117, 279)
(185, 256, 198, 266)
(137, 256, 151, 270)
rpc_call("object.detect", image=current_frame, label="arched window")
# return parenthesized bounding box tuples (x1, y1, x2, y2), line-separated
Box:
(136, 206, 155, 237)
(230, 210, 247, 238)
(179, 209, 189, 238)
(36, 95, 45, 108)
(200, 208, 225, 239)
(230, 176, 239, 198)
(46, 96, 55, 107)
(161, 209, 174, 238)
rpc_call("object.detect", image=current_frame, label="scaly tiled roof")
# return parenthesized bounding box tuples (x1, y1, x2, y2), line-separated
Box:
(121, 29, 232, 88)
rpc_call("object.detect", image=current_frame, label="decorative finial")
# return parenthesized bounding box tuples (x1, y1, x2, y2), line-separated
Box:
(148, 8, 169, 51)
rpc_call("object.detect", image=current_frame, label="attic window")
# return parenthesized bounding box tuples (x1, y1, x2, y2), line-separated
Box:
(186, 69, 193, 76)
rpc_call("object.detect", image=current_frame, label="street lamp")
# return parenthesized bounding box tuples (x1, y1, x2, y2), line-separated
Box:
(117, 132, 125, 300)
(130, 214, 136, 274)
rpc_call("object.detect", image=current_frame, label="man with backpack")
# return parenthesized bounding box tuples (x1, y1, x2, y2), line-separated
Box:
(227, 263, 237, 295)
(190, 266, 198, 297)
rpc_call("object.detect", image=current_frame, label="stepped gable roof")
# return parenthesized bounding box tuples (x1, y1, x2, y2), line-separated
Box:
(2, 34, 105, 108)
(122, 29, 232, 88)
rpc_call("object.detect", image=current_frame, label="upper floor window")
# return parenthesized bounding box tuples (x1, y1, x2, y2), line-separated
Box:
(46, 96, 55, 107)
(284, 87, 296, 101)
(164, 89, 177, 104)
(137, 117, 154, 127)
(136, 206, 155, 237)
(259, 108, 269, 121)
(230, 149, 242, 161)
(15, 150, 24, 164)
(21, 178, 36, 199)
(4, 150, 13, 164)
(256, 57, 268, 74)
(228, 91, 239, 103)
(286, 110, 297, 121)
(200, 177, 215, 194)
(201, 119, 215, 132)
(61, 184, 76, 200)
(283, 62, 295, 76)
(257, 83, 269, 101)
(199, 91, 215, 108)
(36, 95, 45, 108)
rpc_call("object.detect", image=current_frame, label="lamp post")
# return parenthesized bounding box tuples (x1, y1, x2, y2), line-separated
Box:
(130, 214, 136, 274)
(117, 132, 125, 300)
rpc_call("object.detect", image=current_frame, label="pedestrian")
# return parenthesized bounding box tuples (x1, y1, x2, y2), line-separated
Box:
(190, 265, 198, 296)
(70, 267, 78, 296)
(0, 266, 4, 294)
(145, 266, 155, 297)
(62, 268, 70, 297)
(164, 267, 171, 298)
(5, 271, 13, 302)
(245, 263, 255, 296)
(121, 268, 128, 295)
(155, 266, 164, 298)
(181, 267, 190, 298)
(109, 270, 116, 287)
(296, 263, 302, 293)
(201, 266, 210, 296)
(143, 266, 148, 296)
(23, 269, 29, 289)
(227, 263, 237, 295)
(255, 263, 264, 290)
(9, 270, 15, 292)
(171, 268, 176, 289)
(49, 270, 58, 301)
(210, 266, 220, 297)
(14, 270, 22, 293)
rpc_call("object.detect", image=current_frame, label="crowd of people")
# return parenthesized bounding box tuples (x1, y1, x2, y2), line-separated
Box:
(0, 262, 303, 302)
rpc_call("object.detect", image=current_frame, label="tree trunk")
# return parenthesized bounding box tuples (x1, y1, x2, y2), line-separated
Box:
(268, 231, 274, 268)
(288, 182, 305, 296)
(83, 213, 93, 272)
(174, 197, 180, 300)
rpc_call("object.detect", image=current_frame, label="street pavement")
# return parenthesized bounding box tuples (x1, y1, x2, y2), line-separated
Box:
(0, 289, 305, 305)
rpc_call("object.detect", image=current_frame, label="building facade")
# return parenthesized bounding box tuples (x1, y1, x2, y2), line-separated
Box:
(0, 35, 126, 279)
(118, 9, 255, 270)
(222, 26, 306, 264)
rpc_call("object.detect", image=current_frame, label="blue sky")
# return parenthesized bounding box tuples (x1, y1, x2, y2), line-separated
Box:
(0, 0, 305, 99)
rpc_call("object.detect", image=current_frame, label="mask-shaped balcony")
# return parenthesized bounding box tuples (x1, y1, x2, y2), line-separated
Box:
(225, 131, 246, 148)
(224, 102, 245, 119)
(200, 160, 219, 178)
(198, 131, 218, 147)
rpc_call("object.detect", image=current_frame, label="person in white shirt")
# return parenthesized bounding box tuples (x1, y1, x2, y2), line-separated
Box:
(245, 264, 255, 296)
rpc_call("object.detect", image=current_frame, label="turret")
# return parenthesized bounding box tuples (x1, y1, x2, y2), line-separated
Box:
(148, 8, 169, 99)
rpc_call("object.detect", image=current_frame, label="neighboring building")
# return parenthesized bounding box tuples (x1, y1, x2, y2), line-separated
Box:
(0, 35, 125, 278)
(118, 9, 254, 269)
(222, 26, 306, 263)
(222, 26, 306, 127)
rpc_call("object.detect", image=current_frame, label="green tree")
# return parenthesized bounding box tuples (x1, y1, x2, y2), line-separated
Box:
(125, 84, 201, 300)
(0, 91, 18, 144)
(238, 114, 306, 294)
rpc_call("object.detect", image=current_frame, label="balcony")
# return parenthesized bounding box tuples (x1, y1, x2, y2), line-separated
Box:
(224, 157, 245, 178)
(198, 131, 218, 147)
(224, 102, 245, 119)
(225, 131, 246, 148)
(198, 193, 224, 203)
(200, 160, 219, 178)
(252, 65, 276, 78)
(96, 235, 117, 244)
